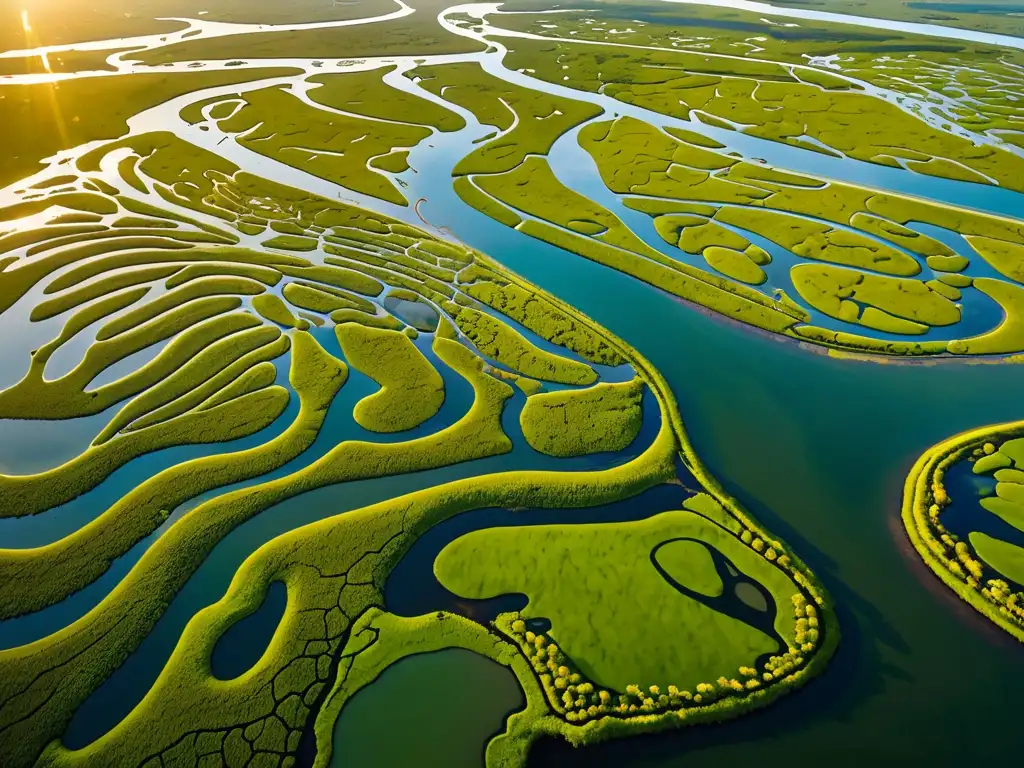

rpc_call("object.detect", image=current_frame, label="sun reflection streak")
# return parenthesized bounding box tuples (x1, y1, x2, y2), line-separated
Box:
(43, 78, 71, 151)
(19, 10, 73, 152)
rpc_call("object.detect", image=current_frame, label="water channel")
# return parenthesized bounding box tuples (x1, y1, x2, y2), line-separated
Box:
(1, 1, 1022, 765)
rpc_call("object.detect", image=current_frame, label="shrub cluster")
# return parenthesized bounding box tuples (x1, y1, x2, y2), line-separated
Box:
(501, 523, 826, 727)
(915, 441, 1024, 630)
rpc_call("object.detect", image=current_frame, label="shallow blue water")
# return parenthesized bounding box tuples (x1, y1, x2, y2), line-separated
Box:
(0, 16, 1023, 766)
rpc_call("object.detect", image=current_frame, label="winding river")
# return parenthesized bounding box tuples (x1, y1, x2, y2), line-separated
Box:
(1, 1, 1023, 765)
(657, 0, 1024, 50)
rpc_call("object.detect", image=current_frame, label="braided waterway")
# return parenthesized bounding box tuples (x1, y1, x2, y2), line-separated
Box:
(0, 1, 1023, 765)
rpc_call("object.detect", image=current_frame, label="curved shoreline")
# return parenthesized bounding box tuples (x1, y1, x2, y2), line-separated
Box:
(0, 132, 839, 768)
(658, 0, 1024, 50)
(9, 4, 1024, 765)
(311, 250, 842, 763)
(900, 421, 1024, 642)
(886, 475, 1018, 651)
(668, 289, 1024, 367)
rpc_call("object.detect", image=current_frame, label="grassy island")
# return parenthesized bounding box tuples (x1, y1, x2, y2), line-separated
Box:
(0, 114, 836, 768)
(902, 424, 1024, 642)
(10, 5, 973, 765)
(336, 323, 445, 433)
(447, 101, 1024, 358)
(520, 378, 645, 457)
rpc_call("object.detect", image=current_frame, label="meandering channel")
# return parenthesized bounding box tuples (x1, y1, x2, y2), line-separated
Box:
(1, 1, 1023, 765)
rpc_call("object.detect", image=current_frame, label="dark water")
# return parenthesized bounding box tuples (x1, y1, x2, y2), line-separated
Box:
(314, 176, 1024, 765)
(498, 254, 1024, 767)
(329, 649, 524, 768)
(210, 580, 288, 680)
(940, 459, 1024, 589)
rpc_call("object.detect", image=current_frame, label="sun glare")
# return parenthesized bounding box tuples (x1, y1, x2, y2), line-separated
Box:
(21, 9, 31, 33)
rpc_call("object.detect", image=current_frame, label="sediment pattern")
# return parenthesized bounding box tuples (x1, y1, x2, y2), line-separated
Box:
(4, 1, 1024, 766)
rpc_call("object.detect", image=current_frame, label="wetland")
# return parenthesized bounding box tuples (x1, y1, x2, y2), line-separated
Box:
(0, 0, 1022, 766)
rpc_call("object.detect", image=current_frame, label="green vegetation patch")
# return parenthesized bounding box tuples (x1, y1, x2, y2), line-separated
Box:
(409, 62, 603, 175)
(29, 265, 182, 322)
(215, 86, 431, 206)
(166, 262, 283, 288)
(263, 234, 319, 252)
(458, 265, 625, 366)
(133, 13, 484, 66)
(791, 264, 959, 332)
(655, 540, 724, 598)
(850, 212, 956, 260)
(970, 533, 1024, 587)
(278, 264, 383, 297)
(331, 308, 403, 330)
(520, 378, 645, 457)
(452, 306, 598, 385)
(965, 236, 1024, 283)
(948, 278, 1024, 355)
(283, 282, 363, 315)
(335, 323, 445, 433)
(714, 208, 921, 276)
(370, 151, 410, 174)
(435, 509, 801, 692)
(97, 276, 267, 340)
(702, 247, 767, 285)
(474, 156, 670, 261)
(579, 117, 770, 207)
(309, 67, 464, 132)
(453, 176, 524, 228)
(0, 69, 298, 188)
(253, 293, 302, 328)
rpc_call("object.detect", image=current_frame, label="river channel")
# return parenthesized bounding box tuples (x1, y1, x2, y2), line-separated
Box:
(1, 1, 1022, 765)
